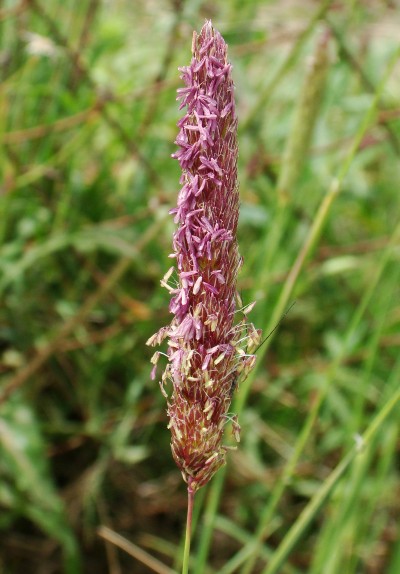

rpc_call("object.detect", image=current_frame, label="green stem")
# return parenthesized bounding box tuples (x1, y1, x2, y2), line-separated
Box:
(182, 486, 195, 574)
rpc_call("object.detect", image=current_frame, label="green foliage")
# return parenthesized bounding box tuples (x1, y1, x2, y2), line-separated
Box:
(1, 0, 400, 573)
(0, 395, 81, 573)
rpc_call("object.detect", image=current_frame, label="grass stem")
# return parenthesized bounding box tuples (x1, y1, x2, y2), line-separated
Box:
(182, 487, 195, 574)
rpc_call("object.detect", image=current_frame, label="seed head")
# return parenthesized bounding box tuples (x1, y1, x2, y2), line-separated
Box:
(147, 20, 260, 492)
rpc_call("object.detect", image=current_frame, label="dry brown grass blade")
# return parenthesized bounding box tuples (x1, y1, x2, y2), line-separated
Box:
(97, 526, 177, 574)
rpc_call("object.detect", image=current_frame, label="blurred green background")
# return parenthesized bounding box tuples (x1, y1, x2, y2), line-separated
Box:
(1, 1, 400, 573)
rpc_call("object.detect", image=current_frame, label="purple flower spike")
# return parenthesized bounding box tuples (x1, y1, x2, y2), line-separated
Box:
(147, 21, 261, 492)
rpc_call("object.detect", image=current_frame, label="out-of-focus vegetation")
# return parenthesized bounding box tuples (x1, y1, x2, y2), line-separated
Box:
(1, 1, 400, 573)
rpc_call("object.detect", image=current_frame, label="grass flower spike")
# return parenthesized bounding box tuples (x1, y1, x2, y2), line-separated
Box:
(147, 20, 260, 495)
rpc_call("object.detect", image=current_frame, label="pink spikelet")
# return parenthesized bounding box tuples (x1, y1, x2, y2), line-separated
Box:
(147, 21, 261, 493)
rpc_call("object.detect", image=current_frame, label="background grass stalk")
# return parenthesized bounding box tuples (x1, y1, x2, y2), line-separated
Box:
(253, 26, 330, 315)
(275, 26, 330, 207)
(242, 0, 334, 133)
(193, 469, 226, 574)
